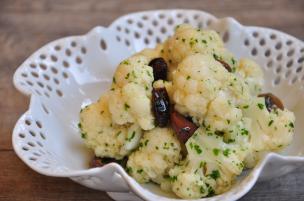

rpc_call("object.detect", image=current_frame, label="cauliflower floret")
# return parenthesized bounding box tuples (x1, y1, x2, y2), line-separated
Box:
(172, 53, 250, 124)
(237, 59, 264, 95)
(169, 165, 216, 199)
(244, 97, 295, 152)
(79, 94, 142, 159)
(161, 24, 237, 71)
(172, 53, 228, 123)
(126, 128, 181, 184)
(112, 55, 153, 91)
(205, 91, 242, 131)
(109, 54, 155, 130)
(169, 125, 250, 198)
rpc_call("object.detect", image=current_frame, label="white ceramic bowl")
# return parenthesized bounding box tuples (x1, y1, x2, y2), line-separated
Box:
(12, 9, 304, 201)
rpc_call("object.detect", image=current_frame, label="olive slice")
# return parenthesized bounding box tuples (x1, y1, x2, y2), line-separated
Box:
(170, 110, 198, 144)
(90, 157, 127, 168)
(152, 87, 170, 127)
(148, 57, 168, 81)
(258, 93, 284, 112)
(213, 54, 232, 72)
(90, 156, 104, 167)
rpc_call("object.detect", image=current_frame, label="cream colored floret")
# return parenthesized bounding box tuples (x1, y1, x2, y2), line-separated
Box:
(108, 54, 155, 130)
(172, 53, 250, 125)
(169, 124, 251, 199)
(127, 128, 181, 184)
(79, 94, 142, 159)
(244, 97, 295, 152)
(237, 58, 264, 95)
(161, 24, 237, 71)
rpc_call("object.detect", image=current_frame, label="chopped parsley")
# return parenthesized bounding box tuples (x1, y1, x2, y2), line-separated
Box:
(213, 53, 220, 60)
(215, 130, 224, 136)
(289, 122, 294, 128)
(268, 120, 274, 126)
(207, 186, 215, 197)
(170, 175, 177, 182)
(121, 60, 130, 65)
(116, 131, 122, 137)
(237, 162, 244, 169)
(213, 148, 220, 156)
(190, 142, 202, 154)
(200, 186, 206, 194)
(146, 70, 152, 77)
(131, 70, 137, 78)
(209, 170, 220, 180)
(81, 132, 87, 139)
(257, 103, 264, 110)
(112, 77, 116, 83)
(241, 128, 249, 136)
(243, 105, 249, 109)
(186, 75, 191, 80)
(126, 131, 136, 142)
(126, 167, 133, 174)
(78, 122, 82, 129)
(227, 139, 235, 143)
(223, 148, 230, 157)
(163, 142, 170, 150)
(137, 169, 144, 174)
(189, 37, 198, 47)
(199, 161, 206, 168)
(124, 103, 130, 110)
(125, 73, 130, 79)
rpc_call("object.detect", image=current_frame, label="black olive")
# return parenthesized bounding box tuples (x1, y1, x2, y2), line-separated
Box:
(90, 156, 104, 167)
(152, 87, 170, 127)
(258, 93, 284, 112)
(90, 156, 127, 168)
(213, 54, 232, 72)
(148, 57, 168, 81)
(170, 110, 198, 144)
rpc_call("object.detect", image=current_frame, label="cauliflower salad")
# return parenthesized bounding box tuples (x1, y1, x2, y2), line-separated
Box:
(78, 24, 295, 199)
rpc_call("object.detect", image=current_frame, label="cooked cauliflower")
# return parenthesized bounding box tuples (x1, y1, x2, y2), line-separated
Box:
(204, 91, 242, 131)
(172, 53, 250, 125)
(237, 59, 264, 95)
(109, 54, 155, 130)
(79, 94, 142, 159)
(126, 128, 181, 184)
(244, 97, 295, 152)
(169, 124, 251, 199)
(161, 24, 237, 71)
